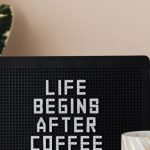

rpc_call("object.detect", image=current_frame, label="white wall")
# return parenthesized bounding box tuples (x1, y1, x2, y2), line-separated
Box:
(0, 0, 150, 57)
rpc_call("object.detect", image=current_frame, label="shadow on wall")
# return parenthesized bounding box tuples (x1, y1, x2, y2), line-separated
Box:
(3, 7, 37, 56)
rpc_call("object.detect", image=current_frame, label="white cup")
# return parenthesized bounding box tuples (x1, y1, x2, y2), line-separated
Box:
(122, 131, 150, 150)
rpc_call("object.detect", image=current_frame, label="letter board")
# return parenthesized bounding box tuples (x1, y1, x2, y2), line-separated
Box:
(0, 56, 149, 150)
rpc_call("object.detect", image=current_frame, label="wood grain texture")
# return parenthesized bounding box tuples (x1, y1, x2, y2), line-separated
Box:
(122, 131, 150, 150)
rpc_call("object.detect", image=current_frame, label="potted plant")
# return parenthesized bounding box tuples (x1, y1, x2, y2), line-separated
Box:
(0, 4, 13, 54)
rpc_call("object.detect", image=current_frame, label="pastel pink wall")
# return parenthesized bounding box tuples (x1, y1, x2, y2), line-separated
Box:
(0, 0, 150, 56)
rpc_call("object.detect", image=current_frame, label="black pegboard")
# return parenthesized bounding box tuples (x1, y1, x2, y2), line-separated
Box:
(0, 56, 149, 150)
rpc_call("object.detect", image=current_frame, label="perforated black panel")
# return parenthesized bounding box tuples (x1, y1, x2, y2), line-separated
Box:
(0, 56, 149, 150)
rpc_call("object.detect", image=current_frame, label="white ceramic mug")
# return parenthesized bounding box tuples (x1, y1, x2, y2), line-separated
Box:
(122, 131, 150, 150)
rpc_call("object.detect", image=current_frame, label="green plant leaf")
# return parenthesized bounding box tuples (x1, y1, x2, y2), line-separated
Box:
(0, 4, 13, 54)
